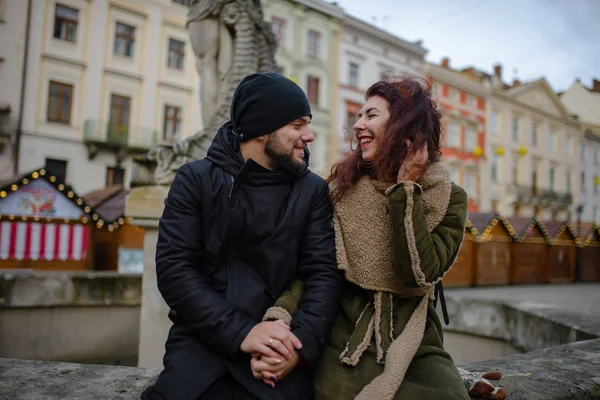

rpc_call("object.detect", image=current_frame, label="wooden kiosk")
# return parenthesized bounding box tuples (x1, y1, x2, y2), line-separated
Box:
(442, 221, 475, 287)
(543, 220, 578, 283)
(508, 217, 550, 284)
(471, 213, 515, 286)
(0, 168, 96, 270)
(579, 223, 600, 282)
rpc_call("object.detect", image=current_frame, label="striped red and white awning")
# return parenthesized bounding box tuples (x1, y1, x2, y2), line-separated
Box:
(0, 222, 89, 261)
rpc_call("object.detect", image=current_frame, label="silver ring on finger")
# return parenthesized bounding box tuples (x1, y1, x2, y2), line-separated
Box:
(269, 338, 274, 346)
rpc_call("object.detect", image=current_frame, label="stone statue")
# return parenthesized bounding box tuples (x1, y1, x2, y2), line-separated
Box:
(137, 0, 278, 186)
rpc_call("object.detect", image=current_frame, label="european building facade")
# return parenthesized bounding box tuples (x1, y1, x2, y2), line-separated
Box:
(4, 0, 201, 194)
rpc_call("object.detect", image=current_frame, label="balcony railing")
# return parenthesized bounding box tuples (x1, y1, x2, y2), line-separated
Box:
(514, 186, 573, 206)
(83, 119, 157, 150)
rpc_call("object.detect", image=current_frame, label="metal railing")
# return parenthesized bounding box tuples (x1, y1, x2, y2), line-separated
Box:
(83, 119, 157, 149)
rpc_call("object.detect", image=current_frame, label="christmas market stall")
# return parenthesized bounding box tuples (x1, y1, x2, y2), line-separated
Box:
(0, 168, 97, 270)
(579, 223, 600, 282)
(471, 213, 515, 286)
(542, 220, 579, 283)
(83, 185, 144, 273)
(508, 217, 550, 284)
(442, 217, 475, 288)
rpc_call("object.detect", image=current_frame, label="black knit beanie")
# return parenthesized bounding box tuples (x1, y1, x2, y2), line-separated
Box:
(230, 72, 312, 142)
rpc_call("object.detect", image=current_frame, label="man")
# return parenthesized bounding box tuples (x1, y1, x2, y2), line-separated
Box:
(142, 73, 344, 400)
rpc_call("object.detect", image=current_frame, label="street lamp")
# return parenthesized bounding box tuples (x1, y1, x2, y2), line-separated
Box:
(575, 204, 584, 282)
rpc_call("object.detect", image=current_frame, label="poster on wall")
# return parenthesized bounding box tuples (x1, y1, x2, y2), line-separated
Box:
(0, 180, 84, 219)
(118, 247, 144, 274)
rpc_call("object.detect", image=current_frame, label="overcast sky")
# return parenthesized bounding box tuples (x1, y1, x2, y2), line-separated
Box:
(335, 0, 600, 92)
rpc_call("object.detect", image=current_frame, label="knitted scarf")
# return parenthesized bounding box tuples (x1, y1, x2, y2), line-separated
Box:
(332, 162, 455, 400)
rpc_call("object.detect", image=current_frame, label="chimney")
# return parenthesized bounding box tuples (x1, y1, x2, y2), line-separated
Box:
(512, 78, 520, 87)
(441, 57, 450, 68)
(593, 79, 600, 93)
(493, 64, 502, 79)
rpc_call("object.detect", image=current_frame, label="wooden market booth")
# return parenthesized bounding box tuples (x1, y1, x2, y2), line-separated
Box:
(579, 223, 600, 282)
(442, 219, 475, 288)
(83, 185, 144, 273)
(508, 217, 550, 284)
(542, 220, 578, 283)
(471, 213, 515, 286)
(442, 213, 515, 287)
(0, 168, 98, 270)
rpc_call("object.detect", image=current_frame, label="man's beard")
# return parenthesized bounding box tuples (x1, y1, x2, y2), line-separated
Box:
(264, 133, 307, 175)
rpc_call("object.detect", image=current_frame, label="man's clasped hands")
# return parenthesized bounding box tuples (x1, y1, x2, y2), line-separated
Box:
(240, 320, 303, 388)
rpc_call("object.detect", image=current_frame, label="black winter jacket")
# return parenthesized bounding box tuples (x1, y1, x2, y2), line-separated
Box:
(152, 123, 344, 399)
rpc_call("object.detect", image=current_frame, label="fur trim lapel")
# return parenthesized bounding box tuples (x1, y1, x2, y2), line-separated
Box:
(332, 162, 451, 295)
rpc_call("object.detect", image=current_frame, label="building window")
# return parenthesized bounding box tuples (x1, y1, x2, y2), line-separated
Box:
(163, 105, 182, 141)
(47, 81, 73, 123)
(346, 111, 355, 132)
(450, 88, 459, 100)
(349, 62, 359, 87)
(595, 175, 599, 195)
(594, 206, 599, 223)
(447, 120, 460, 148)
(114, 22, 135, 57)
(45, 158, 67, 183)
(512, 153, 519, 184)
(464, 172, 476, 197)
(465, 125, 476, 152)
(566, 172, 571, 193)
(512, 116, 519, 142)
(109, 94, 131, 136)
(271, 17, 286, 47)
(491, 153, 498, 182)
(581, 171, 586, 193)
(106, 167, 125, 186)
(449, 168, 458, 183)
(172, 0, 190, 5)
(549, 167, 555, 191)
(307, 76, 319, 105)
(548, 129, 556, 152)
(580, 144, 586, 161)
(490, 110, 498, 136)
(54, 4, 78, 42)
(531, 122, 538, 147)
(595, 150, 599, 166)
(532, 160, 539, 190)
(307, 30, 321, 59)
(564, 136, 571, 156)
(167, 38, 185, 70)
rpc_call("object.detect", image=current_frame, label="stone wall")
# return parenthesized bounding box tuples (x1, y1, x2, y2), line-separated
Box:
(0, 270, 142, 365)
(1, 339, 599, 399)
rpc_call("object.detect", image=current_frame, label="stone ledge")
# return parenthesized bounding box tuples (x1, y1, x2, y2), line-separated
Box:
(0, 270, 142, 307)
(1, 339, 600, 399)
(462, 339, 600, 400)
(443, 294, 600, 352)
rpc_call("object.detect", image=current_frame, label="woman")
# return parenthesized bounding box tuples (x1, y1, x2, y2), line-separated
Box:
(252, 77, 505, 400)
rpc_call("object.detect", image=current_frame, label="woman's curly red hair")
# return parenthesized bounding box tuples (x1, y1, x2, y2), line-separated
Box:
(328, 76, 442, 203)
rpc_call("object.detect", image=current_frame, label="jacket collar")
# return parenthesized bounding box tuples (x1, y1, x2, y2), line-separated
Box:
(206, 121, 310, 185)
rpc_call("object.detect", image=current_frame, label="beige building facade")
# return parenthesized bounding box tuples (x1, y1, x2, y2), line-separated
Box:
(0, 0, 30, 181)
(333, 15, 426, 170)
(560, 79, 600, 222)
(5, 0, 201, 194)
(262, 0, 344, 177)
(486, 66, 581, 220)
